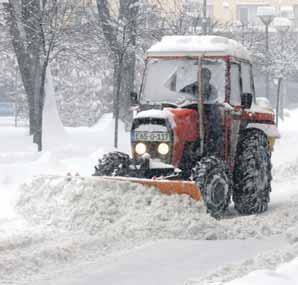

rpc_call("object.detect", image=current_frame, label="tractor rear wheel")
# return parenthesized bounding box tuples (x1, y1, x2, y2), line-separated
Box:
(93, 151, 131, 176)
(233, 129, 272, 215)
(192, 156, 231, 219)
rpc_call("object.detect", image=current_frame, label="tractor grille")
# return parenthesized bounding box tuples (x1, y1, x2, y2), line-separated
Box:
(131, 118, 173, 164)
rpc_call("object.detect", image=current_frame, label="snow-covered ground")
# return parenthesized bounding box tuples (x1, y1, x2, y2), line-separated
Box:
(1, 111, 298, 285)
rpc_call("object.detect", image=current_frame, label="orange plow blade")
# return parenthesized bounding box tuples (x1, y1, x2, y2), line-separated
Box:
(101, 176, 202, 201)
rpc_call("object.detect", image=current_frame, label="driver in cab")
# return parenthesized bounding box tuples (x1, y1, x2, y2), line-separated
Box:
(180, 67, 223, 157)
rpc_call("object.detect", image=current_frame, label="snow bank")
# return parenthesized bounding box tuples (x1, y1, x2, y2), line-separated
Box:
(15, 174, 298, 242)
(226, 258, 298, 285)
(193, 248, 298, 285)
(16, 176, 225, 240)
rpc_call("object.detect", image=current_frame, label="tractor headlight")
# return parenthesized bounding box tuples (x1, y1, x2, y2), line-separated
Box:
(135, 143, 147, 155)
(157, 143, 170, 155)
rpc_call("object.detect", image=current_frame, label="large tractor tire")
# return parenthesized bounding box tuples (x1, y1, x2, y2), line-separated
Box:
(233, 129, 272, 215)
(93, 151, 131, 176)
(192, 156, 231, 219)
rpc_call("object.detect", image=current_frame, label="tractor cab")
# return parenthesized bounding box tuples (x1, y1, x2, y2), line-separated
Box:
(138, 35, 253, 109)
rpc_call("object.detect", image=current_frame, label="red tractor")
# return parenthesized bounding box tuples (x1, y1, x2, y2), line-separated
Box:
(94, 36, 280, 218)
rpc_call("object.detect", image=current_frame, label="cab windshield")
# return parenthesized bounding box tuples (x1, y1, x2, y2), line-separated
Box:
(140, 58, 226, 106)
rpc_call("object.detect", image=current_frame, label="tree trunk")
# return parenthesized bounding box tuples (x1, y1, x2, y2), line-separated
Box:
(34, 60, 48, 151)
(114, 55, 124, 148)
(6, 0, 47, 151)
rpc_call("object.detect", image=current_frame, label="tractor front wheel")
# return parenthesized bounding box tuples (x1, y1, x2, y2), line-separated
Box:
(192, 156, 231, 219)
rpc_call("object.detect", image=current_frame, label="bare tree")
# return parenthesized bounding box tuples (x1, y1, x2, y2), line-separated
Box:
(4, 0, 78, 151)
(154, 0, 205, 35)
(96, 0, 140, 148)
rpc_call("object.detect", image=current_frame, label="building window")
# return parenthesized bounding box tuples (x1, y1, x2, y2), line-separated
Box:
(280, 6, 294, 19)
(207, 5, 214, 19)
(239, 7, 249, 25)
(185, 0, 213, 18)
(237, 5, 263, 25)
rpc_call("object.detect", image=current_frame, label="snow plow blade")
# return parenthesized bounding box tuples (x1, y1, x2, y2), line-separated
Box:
(101, 176, 201, 201)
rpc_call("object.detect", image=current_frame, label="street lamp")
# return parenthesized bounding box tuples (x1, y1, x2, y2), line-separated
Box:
(273, 17, 291, 41)
(257, 6, 276, 99)
(273, 17, 291, 123)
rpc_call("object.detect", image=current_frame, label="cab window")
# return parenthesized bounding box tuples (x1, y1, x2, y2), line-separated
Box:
(241, 62, 253, 95)
(230, 64, 241, 105)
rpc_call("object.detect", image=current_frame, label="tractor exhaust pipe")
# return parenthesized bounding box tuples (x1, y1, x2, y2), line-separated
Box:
(197, 57, 205, 155)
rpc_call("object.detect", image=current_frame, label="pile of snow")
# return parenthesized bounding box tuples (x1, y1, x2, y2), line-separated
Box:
(15, 174, 298, 243)
(16, 176, 225, 240)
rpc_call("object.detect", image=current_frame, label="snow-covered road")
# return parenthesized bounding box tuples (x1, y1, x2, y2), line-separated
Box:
(34, 238, 286, 285)
(1, 111, 298, 285)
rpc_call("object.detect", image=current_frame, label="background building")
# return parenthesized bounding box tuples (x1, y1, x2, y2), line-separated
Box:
(211, 0, 298, 26)
(82, 1, 298, 26)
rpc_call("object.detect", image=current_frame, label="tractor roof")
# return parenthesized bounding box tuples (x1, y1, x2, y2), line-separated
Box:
(146, 35, 251, 61)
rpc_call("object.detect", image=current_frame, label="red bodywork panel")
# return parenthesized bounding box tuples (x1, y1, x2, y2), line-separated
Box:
(166, 107, 274, 169)
(167, 108, 199, 167)
(241, 110, 275, 123)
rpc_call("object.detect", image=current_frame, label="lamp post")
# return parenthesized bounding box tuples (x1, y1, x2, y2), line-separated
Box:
(273, 17, 291, 122)
(257, 6, 276, 99)
(202, 0, 207, 35)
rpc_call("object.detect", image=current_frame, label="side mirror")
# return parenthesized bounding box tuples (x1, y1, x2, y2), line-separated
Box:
(130, 92, 138, 106)
(241, 93, 253, 109)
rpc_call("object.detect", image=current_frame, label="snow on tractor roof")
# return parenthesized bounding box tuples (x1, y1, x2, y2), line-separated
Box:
(146, 35, 251, 61)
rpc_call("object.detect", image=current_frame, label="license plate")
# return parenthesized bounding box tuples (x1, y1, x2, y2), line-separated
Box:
(133, 131, 170, 142)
